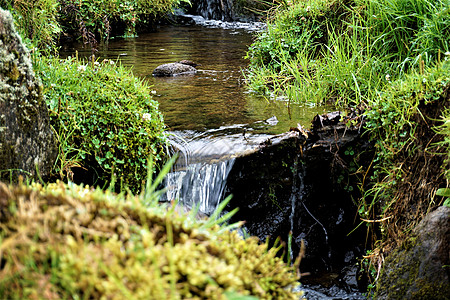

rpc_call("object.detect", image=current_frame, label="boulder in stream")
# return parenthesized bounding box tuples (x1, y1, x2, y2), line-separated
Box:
(0, 8, 57, 182)
(152, 60, 198, 77)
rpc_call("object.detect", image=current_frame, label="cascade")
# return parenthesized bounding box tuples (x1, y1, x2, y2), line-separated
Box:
(190, 0, 234, 21)
(164, 159, 235, 215)
(161, 127, 266, 215)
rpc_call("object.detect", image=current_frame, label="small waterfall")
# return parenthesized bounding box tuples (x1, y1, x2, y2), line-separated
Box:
(288, 157, 300, 264)
(162, 123, 275, 215)
(164, 159, 235, 215)
(162, 129, 249, 215)
(190, 0, 234, 21)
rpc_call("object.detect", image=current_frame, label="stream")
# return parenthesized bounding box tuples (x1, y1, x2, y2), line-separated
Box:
(60, 18, 366, 299)
(61, 22, 328, 211)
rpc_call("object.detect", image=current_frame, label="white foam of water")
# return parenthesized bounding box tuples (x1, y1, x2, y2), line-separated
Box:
(182, 14, 266, 32)
(164, 159, 235, 214)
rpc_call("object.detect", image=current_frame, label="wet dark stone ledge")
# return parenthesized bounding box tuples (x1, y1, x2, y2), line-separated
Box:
(224, 110, 373, 295)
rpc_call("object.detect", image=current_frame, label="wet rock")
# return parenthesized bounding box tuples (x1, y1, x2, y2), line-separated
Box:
(375, 206, 450, 299)
(225, 111, 372, 280)
(152, 61, 197, 77)
(0, 9, 57, 182)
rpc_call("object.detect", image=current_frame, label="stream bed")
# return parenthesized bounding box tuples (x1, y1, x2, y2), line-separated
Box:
(61, 24, 328, 133)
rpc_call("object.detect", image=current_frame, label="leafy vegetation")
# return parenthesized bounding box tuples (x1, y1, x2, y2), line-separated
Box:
(33, 54, 167, 193)
(0, 0, 189, 50)
(361, 61, 449, 259)
(0, 166, 302, 299)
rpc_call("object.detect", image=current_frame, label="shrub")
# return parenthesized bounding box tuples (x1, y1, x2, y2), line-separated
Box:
(0, 178, 302, 299)
(34, 55, 167, 192)
(58, 0, 191, 40)
(1, 0, 189, 50)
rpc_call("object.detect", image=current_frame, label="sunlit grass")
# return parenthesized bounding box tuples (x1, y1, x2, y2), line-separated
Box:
(246, 0, 450, 107)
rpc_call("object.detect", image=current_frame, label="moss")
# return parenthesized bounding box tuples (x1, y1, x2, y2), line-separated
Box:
(375, 241, 449, 299)
(8, 62, 19, 81)
(0, 181, 303, 299)
(374, 238, 421, 298)
(374, 207, 450, 299)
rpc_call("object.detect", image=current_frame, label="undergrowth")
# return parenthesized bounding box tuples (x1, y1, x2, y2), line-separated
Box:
(0, 0, 189, 51)
(0, 161, 303, 299)
(247, 0, 450, 294)
(359, 60, 450, 291)
(33, 54, 167, 193)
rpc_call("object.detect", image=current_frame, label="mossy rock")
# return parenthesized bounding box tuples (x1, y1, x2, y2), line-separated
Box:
(0, 181, 302, 299)
(374, 206, 450, 299)
(0, 8, 57, 182)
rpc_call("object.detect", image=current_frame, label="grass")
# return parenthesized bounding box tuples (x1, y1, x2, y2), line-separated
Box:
(245, 0, 450, 106)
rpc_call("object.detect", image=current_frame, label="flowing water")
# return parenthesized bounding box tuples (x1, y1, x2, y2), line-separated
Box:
(60, 22, 329, 212)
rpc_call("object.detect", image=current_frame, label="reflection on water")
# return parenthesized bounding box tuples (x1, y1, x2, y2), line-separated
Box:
(60, 25, 330, 134)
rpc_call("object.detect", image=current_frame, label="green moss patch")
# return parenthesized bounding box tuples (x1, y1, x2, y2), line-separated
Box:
(0, 181, 302, 299)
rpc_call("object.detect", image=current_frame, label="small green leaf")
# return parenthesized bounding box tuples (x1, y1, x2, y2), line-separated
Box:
(436, 188, 450, 198)
(443, 199, 450, 208)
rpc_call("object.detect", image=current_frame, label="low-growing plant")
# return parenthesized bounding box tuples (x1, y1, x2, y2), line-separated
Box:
(0, 161, 303, 299)
(33, 54, 167, 192)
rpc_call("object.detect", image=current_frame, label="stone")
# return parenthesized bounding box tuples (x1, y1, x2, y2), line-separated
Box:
(225, 111, 372, 276)
(152, 61, 197, 77)
(0, 8, 57, 182)
(375, 206, 450, 299)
